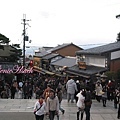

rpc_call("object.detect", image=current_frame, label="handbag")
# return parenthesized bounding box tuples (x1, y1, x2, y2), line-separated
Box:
(86, 100, 92, 106)
(34, 104, 43, 114)
(80, 103, 85, 110)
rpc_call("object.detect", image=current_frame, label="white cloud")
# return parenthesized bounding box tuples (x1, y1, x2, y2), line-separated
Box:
(0, 0, 120, 48)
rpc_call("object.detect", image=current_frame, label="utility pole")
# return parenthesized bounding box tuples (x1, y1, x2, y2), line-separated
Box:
(22, 14, 30, 66)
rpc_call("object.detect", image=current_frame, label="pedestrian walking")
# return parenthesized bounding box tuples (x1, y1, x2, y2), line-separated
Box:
(43, 84, 52, 101)
(75, 80, 81, 103)
(56, 87, 65, 115)
(95, 81, 102, 102)
(113, 88, 119, 109)
(107, 80, 115, 101)
(117, 89, 120, 119)
(101, 85, 107, 107)
(10, 83, 16, 99)
(66, 76, 78, 103)
(1, 88, 8, 99)
(46, 89, 59, 120)
(23, 82, 29, 99)
(34, 96, 46, 120)
(28, 82, 33, 99)
(76, 90, 86, 120)
(17, 87, 23, 99)
(84, 87, 92, 120)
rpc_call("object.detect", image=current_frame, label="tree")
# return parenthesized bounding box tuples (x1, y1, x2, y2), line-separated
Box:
(116, 32, 120, 42)
(9, 44, 22, 62)
(0, 33, 22, 63)
(116, 69, 120, 83)
(0, 33, 10, 44)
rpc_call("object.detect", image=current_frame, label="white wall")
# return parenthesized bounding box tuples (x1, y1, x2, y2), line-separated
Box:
(85, 55, 105, 67)
(111, 50, 120, 60)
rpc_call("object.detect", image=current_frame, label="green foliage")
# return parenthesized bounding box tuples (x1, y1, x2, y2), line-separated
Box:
(10, 45, 22, 62)
(0, 33, 10, 44)
(0, 33, 22, 63)
(12, 44, 20, 48)
(105, 70, 120, 83)
(105, 71, 117, 80)
(116, 69, 120, 80)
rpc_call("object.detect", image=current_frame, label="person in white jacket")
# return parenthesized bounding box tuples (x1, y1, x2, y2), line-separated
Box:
(76, 90, 86, 120)
(95, 81, 102, 102)
(34, 96, 46, 120)
(66, 77, 78, 103)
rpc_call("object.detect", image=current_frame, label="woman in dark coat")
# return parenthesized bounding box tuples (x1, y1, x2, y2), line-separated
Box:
(11, 84, 16, 99)
(117, 90, 120, 119)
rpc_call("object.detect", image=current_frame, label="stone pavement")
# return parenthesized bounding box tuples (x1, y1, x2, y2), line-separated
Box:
(0, 99, 118, 120)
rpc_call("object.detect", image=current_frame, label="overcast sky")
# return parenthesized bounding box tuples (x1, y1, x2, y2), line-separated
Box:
(1, 0, 120, 48)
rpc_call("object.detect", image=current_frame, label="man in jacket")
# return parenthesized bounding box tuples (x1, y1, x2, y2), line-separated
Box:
(84, 87, 92, 120)
(117, 89, 120, 119)
(66, 77, 78, 103)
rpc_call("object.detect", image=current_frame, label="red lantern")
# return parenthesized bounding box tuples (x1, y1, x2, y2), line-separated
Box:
(29, 60, 33, 67)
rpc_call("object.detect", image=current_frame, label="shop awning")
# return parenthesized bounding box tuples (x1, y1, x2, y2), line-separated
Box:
(33, 66, 55, 75)
(65, 65, 108, 78)
(65, 70, 90, 78)
(45, 71, 55, 75)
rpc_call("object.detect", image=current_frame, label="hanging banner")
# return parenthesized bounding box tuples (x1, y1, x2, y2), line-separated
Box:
(0, 65, 33, 74)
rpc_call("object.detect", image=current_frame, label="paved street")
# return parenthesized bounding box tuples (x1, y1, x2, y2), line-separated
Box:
(0, 99, 118, 120)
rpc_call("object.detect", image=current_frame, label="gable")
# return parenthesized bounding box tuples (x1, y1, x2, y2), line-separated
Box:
(48, 43, 83, 52)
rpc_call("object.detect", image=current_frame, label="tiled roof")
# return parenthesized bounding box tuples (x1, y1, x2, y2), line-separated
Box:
(48, 43, 82, 52)
(66, 65, 108, 76)
(76, 41, 120, 55)
(34, 51, 50, 57)
(51, 57, 76, 67)
(42, 53, 62, 60)
(47, 43, 71, 52)
(42, 47, 53, 51)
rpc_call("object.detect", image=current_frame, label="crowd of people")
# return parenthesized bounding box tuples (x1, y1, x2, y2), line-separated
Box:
(94, 79, 120, 119)
(0, 74, 120, 120)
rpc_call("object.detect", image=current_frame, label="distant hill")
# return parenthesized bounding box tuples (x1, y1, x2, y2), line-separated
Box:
(25, 46, 40, 56)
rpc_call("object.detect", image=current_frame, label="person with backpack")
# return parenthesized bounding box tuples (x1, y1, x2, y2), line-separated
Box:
(84, 87, 92, 120)
(34, 96, 46, 120)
